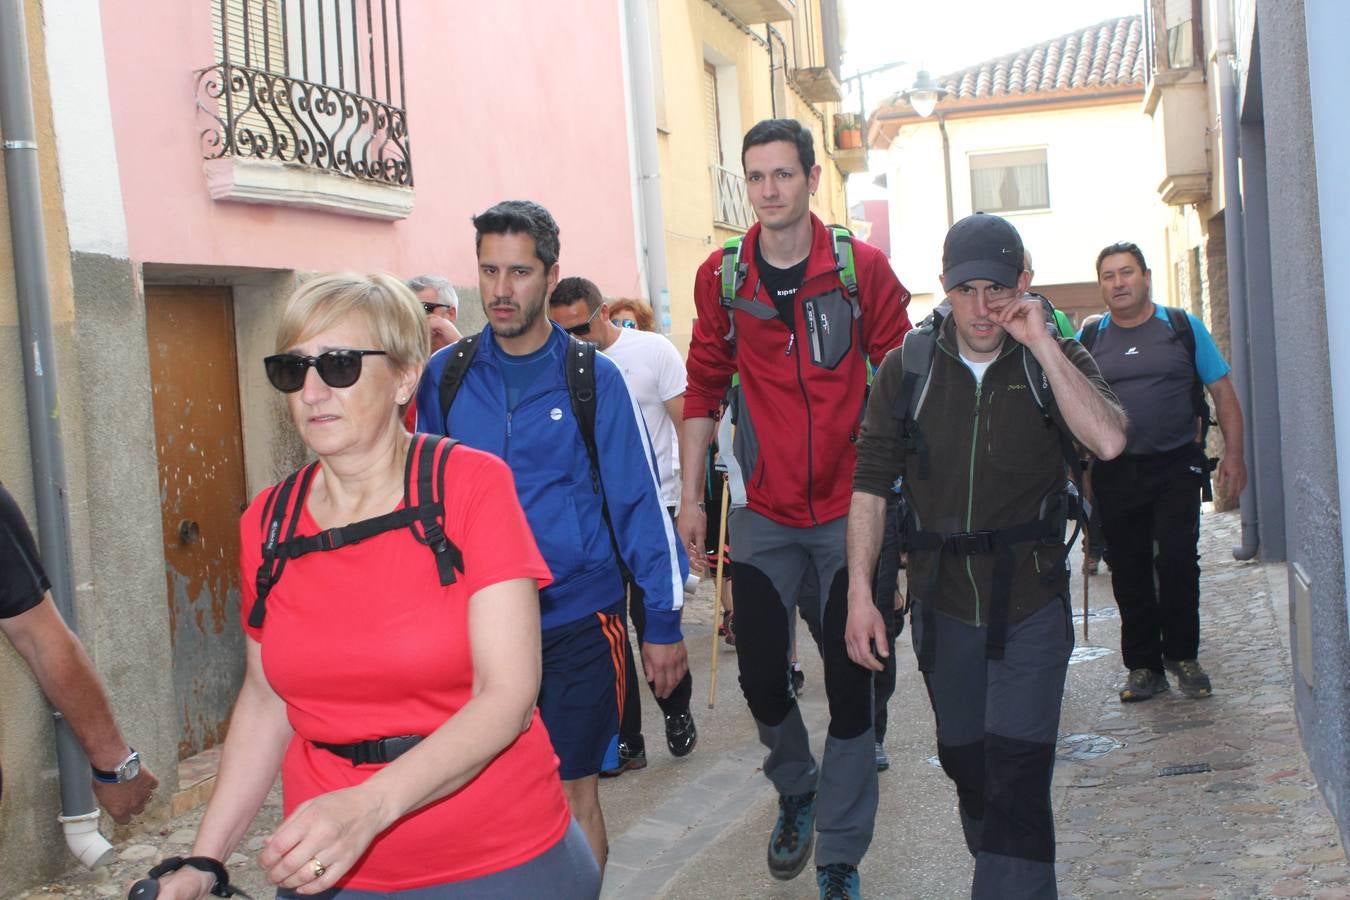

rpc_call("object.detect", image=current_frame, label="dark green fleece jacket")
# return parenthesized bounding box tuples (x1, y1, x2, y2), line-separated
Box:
(854, 316, 1115, 626)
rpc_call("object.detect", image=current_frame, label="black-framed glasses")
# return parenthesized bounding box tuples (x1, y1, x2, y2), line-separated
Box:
(263, 349, 388, 393)
(565, 306, 602, 336)
(421, 302, 451, 315)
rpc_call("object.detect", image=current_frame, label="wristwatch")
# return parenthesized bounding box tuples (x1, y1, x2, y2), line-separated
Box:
(91, 748, 141, 784)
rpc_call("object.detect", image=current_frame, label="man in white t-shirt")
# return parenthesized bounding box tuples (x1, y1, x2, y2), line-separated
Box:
(550, 277, 696, 774)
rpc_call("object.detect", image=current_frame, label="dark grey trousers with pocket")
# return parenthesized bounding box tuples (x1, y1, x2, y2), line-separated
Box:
(914, 596, 1073, 899)
(728, 509, 879, 868)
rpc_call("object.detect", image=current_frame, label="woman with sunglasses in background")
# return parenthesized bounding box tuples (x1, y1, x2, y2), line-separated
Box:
(147, 273, 598, 900)
(606, 297, 656, 332)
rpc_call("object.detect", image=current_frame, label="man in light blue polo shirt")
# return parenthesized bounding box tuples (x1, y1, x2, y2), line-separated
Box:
(1080, 241, 1247, 703)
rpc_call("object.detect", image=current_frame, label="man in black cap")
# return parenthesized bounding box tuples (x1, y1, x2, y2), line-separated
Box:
(845, 213, 1126, 897)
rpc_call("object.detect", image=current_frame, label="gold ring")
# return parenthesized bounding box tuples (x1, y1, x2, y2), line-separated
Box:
(311, 857, 326, 878)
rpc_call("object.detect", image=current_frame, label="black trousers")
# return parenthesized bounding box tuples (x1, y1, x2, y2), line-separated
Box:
(617, 581, 693, 748)
(1092, 445, 1204, 672)
(798, 495, 903, 742)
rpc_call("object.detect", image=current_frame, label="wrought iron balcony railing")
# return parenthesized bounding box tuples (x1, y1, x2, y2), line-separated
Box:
(195, 62, 412, 186)
(712, 164, 754, 231)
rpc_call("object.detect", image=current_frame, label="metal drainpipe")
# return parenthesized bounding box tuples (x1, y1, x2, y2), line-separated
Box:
(937, 112, 954, 227)
(623, 0, 670, 330)
(0, 0, 115, 867)
(1215, 1, 1259, 560)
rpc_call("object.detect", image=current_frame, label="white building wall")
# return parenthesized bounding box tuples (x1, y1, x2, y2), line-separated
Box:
(886, 100, 1169, 302)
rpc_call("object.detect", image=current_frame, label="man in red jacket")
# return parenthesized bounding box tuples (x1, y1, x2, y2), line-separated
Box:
(677, 118, 911, 898)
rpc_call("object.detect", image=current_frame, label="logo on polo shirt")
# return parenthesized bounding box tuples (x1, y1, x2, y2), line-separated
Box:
(1124, 347, 1139, 356)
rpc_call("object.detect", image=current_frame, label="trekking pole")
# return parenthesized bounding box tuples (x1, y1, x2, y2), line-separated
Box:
(708, 471, 732, 709)
(1082, 466, 1093, 641)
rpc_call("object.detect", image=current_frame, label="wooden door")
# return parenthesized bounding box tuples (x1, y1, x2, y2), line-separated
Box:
(145, 286, 248, 759)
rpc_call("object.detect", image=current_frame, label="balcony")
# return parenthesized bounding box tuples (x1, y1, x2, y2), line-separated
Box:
(834, 147, 868, 175)
(791, 66, 842, 103)
(1144, 68, 1211, 206)
(711, 165, 755, 231)
(194, 0, 413, 220)
(717, 0, 795, 25)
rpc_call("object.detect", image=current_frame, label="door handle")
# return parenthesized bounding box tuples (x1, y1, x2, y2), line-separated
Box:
(178, 519, 201, 545)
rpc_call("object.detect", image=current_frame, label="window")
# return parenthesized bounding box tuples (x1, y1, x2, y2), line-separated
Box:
(969, 149, 1049, 213)
(704, 63, 724, 166)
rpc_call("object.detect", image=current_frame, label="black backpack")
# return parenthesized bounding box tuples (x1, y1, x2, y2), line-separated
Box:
(249, 433, 464, 628)
(891, 301, 1085, 673)
(1079, 305, 1217, 499)
(437, 331, 629, 578)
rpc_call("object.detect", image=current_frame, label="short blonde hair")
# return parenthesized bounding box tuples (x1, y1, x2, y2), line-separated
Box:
(276, 273, 429, 377)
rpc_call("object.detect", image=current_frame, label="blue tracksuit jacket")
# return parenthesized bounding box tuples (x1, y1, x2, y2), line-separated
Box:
(414, 324, 687, 643)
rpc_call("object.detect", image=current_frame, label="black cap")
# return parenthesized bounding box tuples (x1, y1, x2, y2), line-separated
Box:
(942, 213, 1024, 288)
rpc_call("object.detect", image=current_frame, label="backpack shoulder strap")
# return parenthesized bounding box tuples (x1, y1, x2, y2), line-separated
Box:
(1078, 317, 1103, 353)
(564, 336, 600, 488)
(437, 333, 481, 427)
(249, 461, 320, 628)
(719, 236, 746, 311)
(406, 432, 464, 586)
(564, 336, 632, 579)
(892, 310, 943, 480)
(828, 224, 859, 302)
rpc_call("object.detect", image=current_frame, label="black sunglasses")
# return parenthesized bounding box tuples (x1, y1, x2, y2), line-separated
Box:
(421, 302, 451, 314)
(565, 306, 602, 336)
(263, 349, 388, 393)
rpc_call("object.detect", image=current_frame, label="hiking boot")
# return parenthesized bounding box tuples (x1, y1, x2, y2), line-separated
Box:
(816, 863, 860, 899)
(767, 791, 816, 880)
(875, 742, 890, 772)
(599, 739, 647, 778)
(664, 709, 697, 757)
(1119, 667, 1170, 703)
(791, 662, 805, 697)
(1165, 658, 1213, 698)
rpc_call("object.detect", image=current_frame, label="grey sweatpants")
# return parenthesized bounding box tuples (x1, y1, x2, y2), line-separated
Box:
(728, 509, 879, 867)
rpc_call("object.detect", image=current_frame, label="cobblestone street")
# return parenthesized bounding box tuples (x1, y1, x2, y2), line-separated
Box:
(13, 509, 1349, 899)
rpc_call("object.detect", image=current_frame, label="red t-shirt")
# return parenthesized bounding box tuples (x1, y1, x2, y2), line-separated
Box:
(239, 444, 567, 890)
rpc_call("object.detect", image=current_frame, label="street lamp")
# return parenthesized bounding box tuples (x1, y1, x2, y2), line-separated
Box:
(899, 69, 954, 227)
(902, 69, 948, 119)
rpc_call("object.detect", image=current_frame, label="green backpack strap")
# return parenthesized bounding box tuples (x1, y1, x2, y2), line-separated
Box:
(1052, 308, 1074, 339)
(828, 224, 860, 307)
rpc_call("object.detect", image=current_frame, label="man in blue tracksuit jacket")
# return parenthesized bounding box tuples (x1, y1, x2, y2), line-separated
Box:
(414, 200, 689, 872)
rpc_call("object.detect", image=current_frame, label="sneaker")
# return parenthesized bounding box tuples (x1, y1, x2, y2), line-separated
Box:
(1086, 556, 1100, 575)
(664, 709, 697, 757)
(720, 609, 736, 646)
(1165, 658, 1213, 698)
(767, 791, 816, 880)
(1119, 667, 1170, 703)
(599, 739, 647, 778)
(875, 741, 890, 772)
(791, 662, 805, 697)
(816, 863, 860, 899)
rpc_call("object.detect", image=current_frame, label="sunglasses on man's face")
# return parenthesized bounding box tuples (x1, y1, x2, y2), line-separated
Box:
(421, 302, 451, 315)
(565, 305, 603, 336)
(263, 349, 388, 393)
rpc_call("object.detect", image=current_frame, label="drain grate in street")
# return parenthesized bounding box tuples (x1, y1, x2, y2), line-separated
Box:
(1056, 732, 1123, 761)
(1158, 762, 1212, 777)
(1069, 646, 1114, 665)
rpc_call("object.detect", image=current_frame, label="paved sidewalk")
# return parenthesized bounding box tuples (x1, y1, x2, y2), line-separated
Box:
(12, 509, 1349, 899)
(1053, 510, 1350, 899)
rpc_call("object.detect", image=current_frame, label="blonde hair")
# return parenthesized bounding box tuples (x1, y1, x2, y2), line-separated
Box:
(276, 273, 429, 377)
(607, 297, 656, 332)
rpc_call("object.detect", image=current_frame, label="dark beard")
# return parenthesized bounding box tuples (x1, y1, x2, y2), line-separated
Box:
(488, 294, 545, 340)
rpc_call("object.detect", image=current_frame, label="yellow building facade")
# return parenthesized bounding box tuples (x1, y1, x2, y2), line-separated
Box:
(652, 0, 851, 351)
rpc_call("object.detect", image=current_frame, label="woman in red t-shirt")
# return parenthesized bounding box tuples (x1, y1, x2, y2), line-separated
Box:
(153, 274, 597, 899)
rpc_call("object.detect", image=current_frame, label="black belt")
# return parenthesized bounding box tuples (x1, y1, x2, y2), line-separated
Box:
(314, 734, 422, 766)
